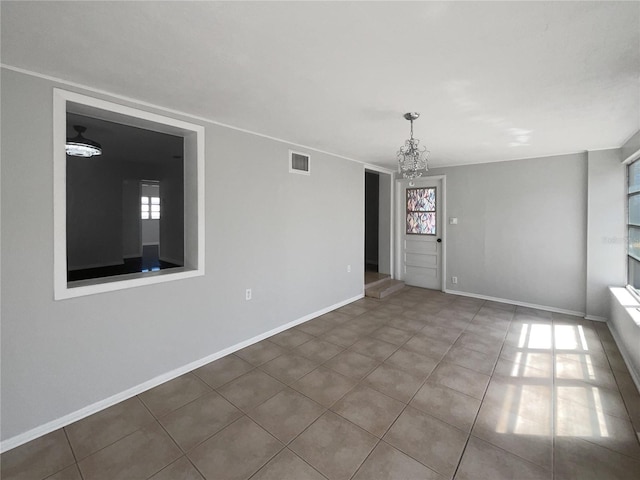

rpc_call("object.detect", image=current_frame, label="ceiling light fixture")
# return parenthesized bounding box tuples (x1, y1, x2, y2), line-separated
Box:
(66, 125, 102, 157)
(397, 112, 429, 179)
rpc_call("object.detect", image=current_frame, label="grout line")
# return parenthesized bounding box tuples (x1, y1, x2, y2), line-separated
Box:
(449, 300, 491, 480)
(550, 316, 557, 480)
(247, 447, 330, 480)
(598, 329, 640, 448)
(254, 293, 455, 478)
(184, 456, 208, 480)
(60, 428, 83, 480)
(347, 297, 486, 478)
(61, 427, 79, 464)
(21, 294, 601, 480)
(346, 437, 384, 480)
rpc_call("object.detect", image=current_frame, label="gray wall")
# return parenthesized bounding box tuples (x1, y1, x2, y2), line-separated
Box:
(122, 179, 141, 258)
(1, 68, 364, 442)
(622, 130, 640, 162)
(158, 159, 184, 265)
(67, 156, 124, 270)
(586, 149, 626, 319)
(427, 153, 588, 313)
(378, 172, 392, 275)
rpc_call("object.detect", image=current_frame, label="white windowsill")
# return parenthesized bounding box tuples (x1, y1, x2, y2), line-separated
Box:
(53, 88, 205, 301)
(608, 287, 640, 392)
(612, 286, 640, 327)
(59, 268, 203, 299)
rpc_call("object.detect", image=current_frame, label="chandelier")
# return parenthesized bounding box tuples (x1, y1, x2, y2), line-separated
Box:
(66, 125, 102, 157)
(397, 112, 429, 179)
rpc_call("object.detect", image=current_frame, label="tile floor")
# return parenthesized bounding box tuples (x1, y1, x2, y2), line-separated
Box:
(3, 288, 640, 480)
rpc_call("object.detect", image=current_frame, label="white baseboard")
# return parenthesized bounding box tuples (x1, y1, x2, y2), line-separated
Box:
(443, 289, 585, 318)
(0, 293, 363, 454)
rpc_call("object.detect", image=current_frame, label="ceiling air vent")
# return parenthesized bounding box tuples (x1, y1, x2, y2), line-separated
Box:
(289, 150, 310, 175)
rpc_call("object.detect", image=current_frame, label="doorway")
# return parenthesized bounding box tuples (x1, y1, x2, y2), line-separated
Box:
(396, 176, 445, 290)
(365, 170, 392, 286)
(140, 180, 161, 271)
(365, 171, 379, 272)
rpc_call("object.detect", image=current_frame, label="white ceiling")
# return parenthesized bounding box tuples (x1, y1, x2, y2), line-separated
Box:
(2, 1, 639, 169)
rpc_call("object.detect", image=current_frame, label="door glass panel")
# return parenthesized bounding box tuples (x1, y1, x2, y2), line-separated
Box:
(406, 187, 436, 235)
(407, 212, 436, 234)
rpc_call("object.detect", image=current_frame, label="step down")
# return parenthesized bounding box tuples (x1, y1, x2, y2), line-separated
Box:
(365, 274, 391, 290)
(365, 279, 405, 299)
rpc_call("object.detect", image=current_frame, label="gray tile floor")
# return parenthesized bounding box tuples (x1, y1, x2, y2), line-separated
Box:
(3, 288, 640, 480)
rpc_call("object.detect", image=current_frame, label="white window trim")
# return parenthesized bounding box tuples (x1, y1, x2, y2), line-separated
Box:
(625, 146, 640, 300)
(53, 88, 205, 300)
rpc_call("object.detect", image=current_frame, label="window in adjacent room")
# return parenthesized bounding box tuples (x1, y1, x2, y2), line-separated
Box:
(141, 186, 161, 220)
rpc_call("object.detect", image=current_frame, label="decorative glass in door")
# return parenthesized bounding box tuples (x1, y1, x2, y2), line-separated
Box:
(406, 187, 436, 235)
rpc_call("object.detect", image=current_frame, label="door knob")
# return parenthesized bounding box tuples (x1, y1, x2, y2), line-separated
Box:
(437, 238, 442, 243)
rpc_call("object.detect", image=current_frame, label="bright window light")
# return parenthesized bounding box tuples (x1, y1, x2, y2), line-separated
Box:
(141, 196, 160, 220)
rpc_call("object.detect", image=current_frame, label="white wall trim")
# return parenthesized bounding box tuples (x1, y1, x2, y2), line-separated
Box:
(440, 176, 447, 291)
(362, 163, 395, 175)
(3, 65, 627, 174)
(584, 314, 608, 322)
(622, 147, 640, 165)
(364, 167, 395, 277)
(53, 88, 205, 300)
(389, 174, 396, 278)
(0, 293, 363, 453)
(443, 288, 586, 317)
(2, 64, 378, 169)
(429, 149, 591, 170)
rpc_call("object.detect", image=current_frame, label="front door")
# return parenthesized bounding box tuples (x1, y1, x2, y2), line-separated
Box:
(399, 177, 443, 289)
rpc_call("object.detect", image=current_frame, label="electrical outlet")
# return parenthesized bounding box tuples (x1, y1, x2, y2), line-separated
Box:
(347, 265, 351, 273)
(245, 288, 252, 301)
(451, 276, 458, 284)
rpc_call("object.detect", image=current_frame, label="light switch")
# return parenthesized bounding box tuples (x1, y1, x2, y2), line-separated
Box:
(449, 217, 458, 225)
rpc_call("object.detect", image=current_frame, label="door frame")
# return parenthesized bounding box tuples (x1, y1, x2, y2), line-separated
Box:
(140, 179, 161, 255)
(363, 164, 396, 279)
(395, 175, 447, 291)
